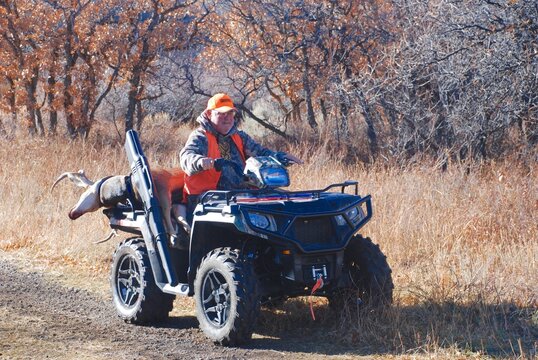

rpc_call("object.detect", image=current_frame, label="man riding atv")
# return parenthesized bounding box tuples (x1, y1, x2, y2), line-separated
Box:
(180, 93, 303, 214)
(53, 93, 393, 347)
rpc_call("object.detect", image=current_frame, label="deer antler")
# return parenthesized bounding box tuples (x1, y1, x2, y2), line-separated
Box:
(51, 170, 95, 193)
(94, 229, 118, 244)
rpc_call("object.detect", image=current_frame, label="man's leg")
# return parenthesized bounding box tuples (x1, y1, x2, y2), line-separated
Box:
(172, 203, 191, 234)
(186, 195, 200, 225)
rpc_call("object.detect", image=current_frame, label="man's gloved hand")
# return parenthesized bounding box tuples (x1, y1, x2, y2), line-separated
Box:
(285, 153, 304, 165)
(199, 157, 215, 170)
(275, 152, 291, 166)
(275, 152, 304, 166)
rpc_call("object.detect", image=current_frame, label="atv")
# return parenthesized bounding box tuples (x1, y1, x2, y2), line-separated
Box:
(105, 130, 393, 346)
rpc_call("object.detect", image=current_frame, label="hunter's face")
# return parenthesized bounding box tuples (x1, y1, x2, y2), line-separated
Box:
(210, 110, 236, 135)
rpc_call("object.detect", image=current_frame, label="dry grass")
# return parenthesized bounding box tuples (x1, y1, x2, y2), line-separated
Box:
(0, 120, 536, 358)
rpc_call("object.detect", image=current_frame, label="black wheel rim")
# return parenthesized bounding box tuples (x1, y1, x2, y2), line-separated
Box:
(116, 254, 141, 308)
(201, 269, 231, 328)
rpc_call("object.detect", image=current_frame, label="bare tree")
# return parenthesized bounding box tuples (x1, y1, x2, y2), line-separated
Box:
(380, 0, 538, 161)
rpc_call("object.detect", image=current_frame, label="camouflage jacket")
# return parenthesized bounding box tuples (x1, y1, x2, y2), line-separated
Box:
(179, 113, 279, 190)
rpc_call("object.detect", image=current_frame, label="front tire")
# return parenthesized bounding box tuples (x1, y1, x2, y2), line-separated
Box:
(330, 235, 393, 310)
(110, 238, 175, 324)
(194, 247, 260, 346)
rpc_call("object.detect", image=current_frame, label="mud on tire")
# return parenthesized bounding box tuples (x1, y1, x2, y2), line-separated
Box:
(194, 247, 260, 346)
(330, 235, 393, 310)
(110, 238, 175, 324)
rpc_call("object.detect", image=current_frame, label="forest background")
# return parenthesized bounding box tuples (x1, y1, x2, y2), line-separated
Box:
(0, 0, 536, 358)
(1, 0, 536, 162)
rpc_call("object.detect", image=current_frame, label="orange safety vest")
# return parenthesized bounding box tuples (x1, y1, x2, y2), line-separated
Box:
(183, 131, 245, 197)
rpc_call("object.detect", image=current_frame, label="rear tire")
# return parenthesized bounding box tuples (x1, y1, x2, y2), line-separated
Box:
(194, 247, 260, 346)
(110, 238, 175, 324)
(330, 235, 393, 310)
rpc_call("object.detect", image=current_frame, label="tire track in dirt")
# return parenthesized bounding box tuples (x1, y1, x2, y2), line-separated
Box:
(0, 257, 285, 359)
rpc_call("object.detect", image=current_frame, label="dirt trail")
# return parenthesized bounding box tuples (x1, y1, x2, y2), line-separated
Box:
(0, 252, 358, 360)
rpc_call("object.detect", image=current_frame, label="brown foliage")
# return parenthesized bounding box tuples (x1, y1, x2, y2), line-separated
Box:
(0, 0, 536, 163)
(0, 0, 202, 138)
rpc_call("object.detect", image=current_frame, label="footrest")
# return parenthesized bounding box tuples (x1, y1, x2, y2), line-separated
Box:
(162, 283, 189, 296)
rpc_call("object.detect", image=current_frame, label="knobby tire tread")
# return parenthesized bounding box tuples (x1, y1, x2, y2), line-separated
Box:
(331, 235, 393, 310)
(195, 247, 260, 346)
(111, 238, 175, 324)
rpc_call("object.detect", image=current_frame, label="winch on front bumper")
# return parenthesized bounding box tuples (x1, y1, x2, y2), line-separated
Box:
(276, 249, 344, 285)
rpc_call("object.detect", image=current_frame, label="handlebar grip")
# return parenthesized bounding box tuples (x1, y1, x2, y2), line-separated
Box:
(275, 152, 291, 166)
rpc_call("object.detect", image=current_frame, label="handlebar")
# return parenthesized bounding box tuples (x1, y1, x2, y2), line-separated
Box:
(213, 155, 294, 190)
(214, 153, 294, 174)
(274, 152, 292, 166)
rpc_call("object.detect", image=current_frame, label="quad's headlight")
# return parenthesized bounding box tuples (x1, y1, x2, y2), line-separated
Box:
(248, 212, 276, 231)
(345, 205, 366, 225)
(335, 214, 347, 226)
(346, 207, 358, 219)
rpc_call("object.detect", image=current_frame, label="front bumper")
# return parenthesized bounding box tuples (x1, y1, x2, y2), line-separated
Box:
(279, 251, 344, 286)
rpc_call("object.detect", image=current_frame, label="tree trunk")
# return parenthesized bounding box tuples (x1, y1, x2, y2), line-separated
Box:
(475, 132, 487, 160)
(79, 70, 94, 139)
(35, 108, 45, 135)
(30, 68, 44, 136)
(379, 98, 397, 139)
(47, 73, 58, 135)
(24, 80, 37, 136)
(334, 111, 341, 148)
(125, 78, 139, 132)
(319, 99, 328, 125)
(47, 50, 59, 135)
(356, 89, 378, 157)
(0, 115, 5, 136)
(302, 46, 318, 132)
(136, 99, 144, 131)
(125, 11, 157, 133)
(20, 67, 42, 136)
(125, 52, 145, 132)
(90, 65, 120, 127)
(7, 77, 16, 133)
(64, 81, 75, 137)
(63, 16, 77, 138)
(339, 98, 349, 143)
